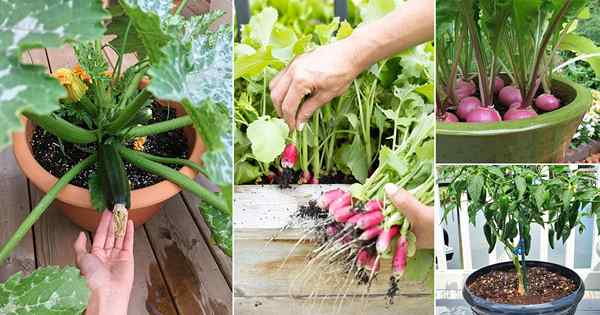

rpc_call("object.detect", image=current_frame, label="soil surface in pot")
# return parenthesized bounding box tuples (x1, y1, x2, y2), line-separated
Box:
(31, 103, 189, 189)
(468, 266, 577, 305)
(255, 170, 357, 188)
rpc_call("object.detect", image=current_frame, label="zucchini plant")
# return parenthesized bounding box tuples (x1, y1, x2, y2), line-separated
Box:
(440, 165, 600, 296)
(0, 0, 232, 311)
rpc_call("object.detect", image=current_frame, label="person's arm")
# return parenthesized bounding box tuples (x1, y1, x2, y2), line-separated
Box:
(270, 0, 434, 130)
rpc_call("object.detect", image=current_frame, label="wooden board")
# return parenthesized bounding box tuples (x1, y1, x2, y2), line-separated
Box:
(0, 149, 36, 282)
(145, 195, 232, 315)
(234, 184, 433, 315)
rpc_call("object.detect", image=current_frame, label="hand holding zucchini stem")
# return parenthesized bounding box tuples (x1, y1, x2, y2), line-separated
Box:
(98, 142, 131, 238)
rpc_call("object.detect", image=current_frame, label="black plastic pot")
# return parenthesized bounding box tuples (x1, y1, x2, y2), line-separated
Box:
(463, 261, 585, 315)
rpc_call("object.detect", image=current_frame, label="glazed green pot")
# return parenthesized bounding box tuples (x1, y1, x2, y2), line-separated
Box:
(436, 76, 592, 163)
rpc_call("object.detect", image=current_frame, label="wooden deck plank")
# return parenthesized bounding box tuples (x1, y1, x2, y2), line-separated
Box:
(0, 148, 36, 282)
(131, 228, 179, 315)
(145, 195, 232, 315)
(181, 187, 232, 286)
(234, 184, 432, 314)
(235, 295, 434, 315)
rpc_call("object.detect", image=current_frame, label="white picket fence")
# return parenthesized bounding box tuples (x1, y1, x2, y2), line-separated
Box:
(435, 166, 600, 291)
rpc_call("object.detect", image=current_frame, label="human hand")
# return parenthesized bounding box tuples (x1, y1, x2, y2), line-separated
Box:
(385, 183, 434, 249)
(74, 211, 135, 315)
(269, 39, 366, 130)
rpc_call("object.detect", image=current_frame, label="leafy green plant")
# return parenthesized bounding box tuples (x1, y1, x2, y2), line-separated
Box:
(441, 165, 600, 296)
(234, 0, 433, 185)
(0, 0, 232, 311)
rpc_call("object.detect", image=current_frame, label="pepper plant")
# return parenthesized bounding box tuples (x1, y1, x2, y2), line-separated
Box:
(440, 165, 600, 296)
(0, 0, 232, 312)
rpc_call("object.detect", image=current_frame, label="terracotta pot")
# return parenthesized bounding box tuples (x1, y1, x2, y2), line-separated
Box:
(12, 101, 204, 232)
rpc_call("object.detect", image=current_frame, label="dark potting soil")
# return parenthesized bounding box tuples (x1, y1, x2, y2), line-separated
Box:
(31, 104, 189, 189)
(258, 170, 357, 188)
(467, 267, 577, 305)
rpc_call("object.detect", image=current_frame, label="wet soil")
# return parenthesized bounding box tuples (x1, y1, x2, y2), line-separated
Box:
(31, 103, 189, 189)
(468, 267, 577, 304)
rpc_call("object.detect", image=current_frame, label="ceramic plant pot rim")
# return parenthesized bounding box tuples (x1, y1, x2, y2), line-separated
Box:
(463, 260, 585, 314)
(437, 76, 592, 136)
(12, 100, 204, 211)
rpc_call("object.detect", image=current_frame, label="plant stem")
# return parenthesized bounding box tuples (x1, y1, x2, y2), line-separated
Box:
(129, 150, 204, 173)
(117, 70, 146, 113)
(463, 1, 490, 107)
(24, 111, 97, 144)
(106, 90, 152, 133)
(126, 115, 193, 138)
(311, 111, 320, 179)
(524, 0, 573, 107)
(114, 20, 132, 83)
(175, 0, 190, 15)
(79, 95, 98, 117)
(447, 25, 466, 107)
(118, 146, 229, 214)
(0, 154, 96, 264)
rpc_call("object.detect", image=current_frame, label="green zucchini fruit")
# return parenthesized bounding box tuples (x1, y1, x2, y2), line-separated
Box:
(97, 142, 131, 209)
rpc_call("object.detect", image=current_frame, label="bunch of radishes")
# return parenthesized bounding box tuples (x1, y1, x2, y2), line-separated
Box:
(315, 188, 413, 281)
(442, 76, 562, 123)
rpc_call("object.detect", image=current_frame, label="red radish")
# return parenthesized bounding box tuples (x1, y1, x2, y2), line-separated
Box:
(345, 214, 361, 227)
(392, 235, 409, 277)
(465, 107, 502, 123)
(326, 225, 338, 237)
(281, 143, 298, 168)
(364, 199, 383, 212)
(455, 79, 476, 100)
(356, 210, 384, 230)
(317, 189, 345, 209)
(376, 226, 399, 253)
(535, 93, 560, 111)
(457, 96, 482, 120)
(499, 86, 522, 107)
(356, 248, 370, 268)
(366, 255, 380, 272)
(309, 177, 319, 184)
(441, 112, 459, 122)
(359, 226, 384, 241)
(494, 77, 505, 93)
(328, 192, 352, 214)
(333, 205, 354, 223)
(341, 234, 353, 244)
(503, 105, 538, 121)
(265, 171, 276, 184)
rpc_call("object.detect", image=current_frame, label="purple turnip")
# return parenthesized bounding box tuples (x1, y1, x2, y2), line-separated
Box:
(503, 105, 538, 121)
(499, 86, 522, 107)
(535, 93, 560, 112)
(494, 77, 505, 93)
(465, 107, 502, 123)
(457, 96, 482, 120)
(455, 79, 477, 100)
(441, 112, 459, 122)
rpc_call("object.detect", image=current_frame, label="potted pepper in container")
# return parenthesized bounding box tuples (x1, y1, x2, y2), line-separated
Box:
(440, 165, 600, 315)
(436, 0, 593, 163)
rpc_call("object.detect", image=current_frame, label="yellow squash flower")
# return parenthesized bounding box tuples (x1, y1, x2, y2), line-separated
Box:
(72, 64, 92, 84)
(52, 68, 88, 102)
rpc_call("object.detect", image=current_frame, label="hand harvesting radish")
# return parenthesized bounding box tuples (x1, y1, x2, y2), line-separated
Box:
(270, 0, 434, 130)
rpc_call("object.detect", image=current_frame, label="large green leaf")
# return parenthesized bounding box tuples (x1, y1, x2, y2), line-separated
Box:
(118, 0, 172, 63)
(246, 116, 288, 163)
(148, 26, 233, 187)
(560, 33, 600, 78)
(0, 59, 65, 149)
(0, 266, 89, 315)
(199, 202, 232, 256)
(0, 0, 108, 56)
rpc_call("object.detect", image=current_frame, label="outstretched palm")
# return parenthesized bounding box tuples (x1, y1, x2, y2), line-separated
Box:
(74, 210, 134, 314)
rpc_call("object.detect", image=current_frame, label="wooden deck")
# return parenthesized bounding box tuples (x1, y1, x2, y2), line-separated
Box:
(0, 1, 232, 314)
(234, 185, 434, 315)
